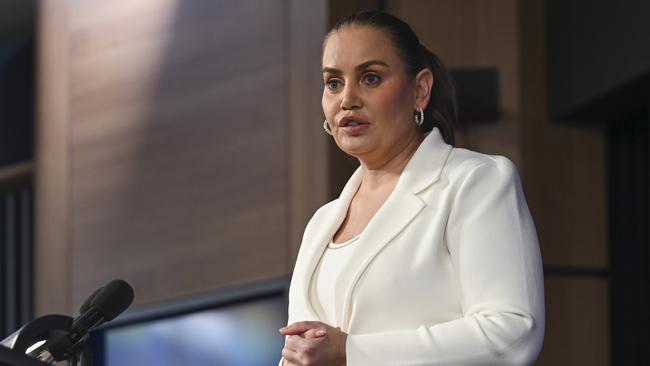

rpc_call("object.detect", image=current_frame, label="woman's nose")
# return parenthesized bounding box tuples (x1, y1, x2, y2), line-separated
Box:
(340, 85, 362, 110)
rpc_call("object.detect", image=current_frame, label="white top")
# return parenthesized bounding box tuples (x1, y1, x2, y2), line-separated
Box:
(285, 128, 545, 365)
(309, 235, 363, 326)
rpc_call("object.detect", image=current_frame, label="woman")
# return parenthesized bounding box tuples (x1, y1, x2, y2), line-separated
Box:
(280, 11, 544, 366)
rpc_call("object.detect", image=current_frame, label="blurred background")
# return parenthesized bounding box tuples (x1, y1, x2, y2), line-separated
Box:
(0, 0, 647, 365)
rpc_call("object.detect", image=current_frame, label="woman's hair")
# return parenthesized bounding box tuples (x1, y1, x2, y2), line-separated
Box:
(326, 11, 457, 145)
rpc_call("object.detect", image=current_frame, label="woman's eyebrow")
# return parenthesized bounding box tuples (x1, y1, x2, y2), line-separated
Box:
(322, 59, 390, 74)
(322, 66, 342, 75)
(355, 59, 389, 70)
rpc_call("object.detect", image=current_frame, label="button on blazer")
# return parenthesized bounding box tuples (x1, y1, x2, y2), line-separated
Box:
(286, 128, 545, 365)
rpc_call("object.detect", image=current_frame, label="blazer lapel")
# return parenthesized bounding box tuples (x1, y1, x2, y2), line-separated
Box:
(337, 190, 426, 330)
(338, 129, 453, 330)
(293, 128, 453, 325)
(293, 168, 364, 320)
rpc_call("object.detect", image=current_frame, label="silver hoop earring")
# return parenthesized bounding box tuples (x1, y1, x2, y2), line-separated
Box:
(323, 120, 333, 135)
(414, 107, 424, 126)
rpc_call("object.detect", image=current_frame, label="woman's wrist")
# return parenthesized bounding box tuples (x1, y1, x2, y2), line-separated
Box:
(338, 332, 348, 365)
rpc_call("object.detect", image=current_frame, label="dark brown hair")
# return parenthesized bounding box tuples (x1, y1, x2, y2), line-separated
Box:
(326, 10, 457, 145)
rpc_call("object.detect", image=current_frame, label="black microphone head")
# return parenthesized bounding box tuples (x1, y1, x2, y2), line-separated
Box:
(79, 287, 103, 314)
(91, 279, 134, 321)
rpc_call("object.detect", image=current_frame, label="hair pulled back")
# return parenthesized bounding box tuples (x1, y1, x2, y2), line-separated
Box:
(326, 10, 457, 145)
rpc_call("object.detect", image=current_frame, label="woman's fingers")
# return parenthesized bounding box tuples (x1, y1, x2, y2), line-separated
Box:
(281, 347, 302, 365)
(280, 322, 347, 364)
(283, 335, 318, 365)
(279, 321, 327, 336)
(285, 333, 321, 352)
(303, 327, 327, 339)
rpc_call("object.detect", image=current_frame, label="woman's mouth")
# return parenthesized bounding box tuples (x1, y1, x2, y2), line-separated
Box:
(340, 121, 370, 134)
(338, 117, 370, 128)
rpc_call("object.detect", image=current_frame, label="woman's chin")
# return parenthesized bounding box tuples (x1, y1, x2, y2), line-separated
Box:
(338, 143, 373, 158)
(334, 134, 378, 156)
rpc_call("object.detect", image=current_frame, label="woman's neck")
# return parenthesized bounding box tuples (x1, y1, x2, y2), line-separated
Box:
(358, 132, 424, 191)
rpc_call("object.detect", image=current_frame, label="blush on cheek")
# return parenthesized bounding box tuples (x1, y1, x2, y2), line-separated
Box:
(379, 87, 409, 105)
(375, 81, 413, 120)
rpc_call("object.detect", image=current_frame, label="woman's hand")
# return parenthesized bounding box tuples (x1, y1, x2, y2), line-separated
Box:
(279, 321, 347, 366)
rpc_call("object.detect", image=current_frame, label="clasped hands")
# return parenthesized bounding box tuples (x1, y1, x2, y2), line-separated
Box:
(279, 321, 348, 366)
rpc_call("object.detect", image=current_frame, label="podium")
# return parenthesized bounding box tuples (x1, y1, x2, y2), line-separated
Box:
(0, 347, 49, 366)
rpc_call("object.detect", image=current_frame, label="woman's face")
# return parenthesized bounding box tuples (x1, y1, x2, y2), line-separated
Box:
(322, 26, 421, 162)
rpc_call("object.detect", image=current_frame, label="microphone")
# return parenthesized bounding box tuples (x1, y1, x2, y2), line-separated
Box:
(79, 287, 103, 314)
(31, 279, 134, 363)
(71, 279, 134, 339)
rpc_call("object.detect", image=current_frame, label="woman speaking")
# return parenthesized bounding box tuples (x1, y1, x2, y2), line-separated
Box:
(280, 11, 544, 366)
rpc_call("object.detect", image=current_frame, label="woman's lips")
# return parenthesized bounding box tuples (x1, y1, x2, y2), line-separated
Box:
(338, 116, 370, 128)
(342, 124, 369, 133)
(338, 119, 370, 134)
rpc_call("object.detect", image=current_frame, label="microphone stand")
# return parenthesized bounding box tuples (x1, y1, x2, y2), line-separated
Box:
(61, 336, 93, 366)
(1, 314, 93, 366)
(3, 280, 133, 366)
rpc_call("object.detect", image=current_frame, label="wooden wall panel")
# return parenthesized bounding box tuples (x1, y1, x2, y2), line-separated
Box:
(66, 0, 288, 308)
(519, 0, 607, 269)
(34, 0, 72, 316)
(288, 0, 330, 264)
(538, 277, 610, 366)
(36, 0, 329, 314)
(519, 0, 608, 363)
(389, 0, 523, 166)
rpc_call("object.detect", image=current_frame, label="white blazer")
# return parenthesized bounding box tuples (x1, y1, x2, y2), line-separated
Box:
(286, 128, 545, 365)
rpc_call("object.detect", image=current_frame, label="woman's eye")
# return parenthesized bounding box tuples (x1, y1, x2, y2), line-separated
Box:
(326, 79, 342, 90)
(363, 73, 380, 85)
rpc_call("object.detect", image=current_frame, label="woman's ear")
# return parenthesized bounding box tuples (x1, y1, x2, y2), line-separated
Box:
(415, 68, 434, 109)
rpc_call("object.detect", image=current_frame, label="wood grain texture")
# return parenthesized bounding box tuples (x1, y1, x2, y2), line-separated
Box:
(537, 277, 610, 366)
(34, 0, 72, 316)
(287, 0, 330, 266)
(519, 0, 608, 269)
(389, 0, 523, 166)
(65, 0, 289, 308)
